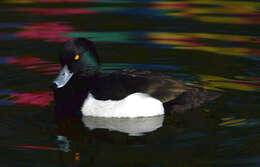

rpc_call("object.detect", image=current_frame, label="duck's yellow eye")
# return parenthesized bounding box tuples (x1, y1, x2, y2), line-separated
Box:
(74, 55, 80, 60)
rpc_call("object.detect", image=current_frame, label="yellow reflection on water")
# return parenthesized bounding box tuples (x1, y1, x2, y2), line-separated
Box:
(187, 0, 260, 8)
(148, 32, 257, 43)
(176, 46, 250, 56)
(153, 0, 260, 24)
(188, 33, 250, 42)
(193, 16, 249, 24)
(219, 117, 247, 127)
(75, 153, 80, 161)
(198, 75, 260, 92)
(146, 32, 259, 57)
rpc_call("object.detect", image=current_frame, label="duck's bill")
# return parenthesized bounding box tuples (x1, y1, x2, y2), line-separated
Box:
(53, 65, 74, 88)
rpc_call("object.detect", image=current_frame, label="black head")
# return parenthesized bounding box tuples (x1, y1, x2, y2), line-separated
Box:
(61, 38, 100, 74)
(53, 38, 101, 89)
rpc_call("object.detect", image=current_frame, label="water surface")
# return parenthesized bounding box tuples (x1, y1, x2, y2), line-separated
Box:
(0, 0, 260, 166)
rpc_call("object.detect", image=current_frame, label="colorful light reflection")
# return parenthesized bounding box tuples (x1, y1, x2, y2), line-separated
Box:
(5, 56, 59, 75)
(10, 91, 53, 107)
(146, 32, 260, 57)
(17, 8, 96, 16)
(0, 144, 59, 151)
(0, 90, 53, 107)
(3, 0, 96, 3)
(198, 75, 260, 92)
(152, 1, 260, 24)
(15, 22, 74, 42)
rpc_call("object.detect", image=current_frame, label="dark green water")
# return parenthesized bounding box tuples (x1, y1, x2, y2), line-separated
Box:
(0, 0, 260, 166)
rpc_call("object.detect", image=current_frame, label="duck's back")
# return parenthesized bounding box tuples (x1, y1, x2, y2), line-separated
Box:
(88, 69, 220, 113)
(90, 70, 189, 103)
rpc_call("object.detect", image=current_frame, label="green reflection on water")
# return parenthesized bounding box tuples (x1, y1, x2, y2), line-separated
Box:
(64, 32, 132, 43)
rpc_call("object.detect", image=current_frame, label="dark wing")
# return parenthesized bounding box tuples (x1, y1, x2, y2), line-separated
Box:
(91, 69, 188, 102)
(90, 69, 221, 113)
(117, 70, 221, 108)
(115, 69, 189, 102)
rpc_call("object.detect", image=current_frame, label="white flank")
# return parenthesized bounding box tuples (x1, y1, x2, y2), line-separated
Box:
(81, 93, 164, 118)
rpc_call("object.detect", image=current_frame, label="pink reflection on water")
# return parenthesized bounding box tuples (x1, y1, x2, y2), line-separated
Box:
(17, 8, 96, 16)
(6, 56, 59, 75)
(10, 91, 53, 107)
(15, 22, 73, 42)
(7, 56, 49, 65)
(2, 56, 58, 107)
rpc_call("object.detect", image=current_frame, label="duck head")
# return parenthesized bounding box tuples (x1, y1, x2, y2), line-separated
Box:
(52, 38, 100, 89)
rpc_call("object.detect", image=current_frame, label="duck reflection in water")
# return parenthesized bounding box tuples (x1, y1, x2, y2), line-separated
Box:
(82, 115, 164, 136)
(54, 113, 164, 166)
(54, 105, 164, 137)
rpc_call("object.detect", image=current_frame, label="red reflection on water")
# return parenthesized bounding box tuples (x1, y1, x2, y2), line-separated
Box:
(247, 48, 260, 56)
(241, 39, 260, 44)
(10, 91, 53, 107)
(240, 83, 260, 88)
(2, 56, 59, 106)
(152, 2, 191, 8)
(15, 22, 73, 42)
(24, 64, 59, 71)
(6, 56, 59, 75)
(42, 71, 59, 75)
(7, 56, 49, 65)
(240, 18, 260, 24)
(226, 12, 260, 16)
(17, 8, 96, 16)
(37, 0, 95, 2)
(0, 144, 58, 151)
(15, 145, 58, 151)
(252, 78, 260, 81)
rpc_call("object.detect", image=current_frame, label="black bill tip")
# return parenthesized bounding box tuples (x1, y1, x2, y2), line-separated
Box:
(50, 83, 58, 90)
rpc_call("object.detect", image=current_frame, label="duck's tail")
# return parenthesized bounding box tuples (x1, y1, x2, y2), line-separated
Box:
(163, 87, 221, 114)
